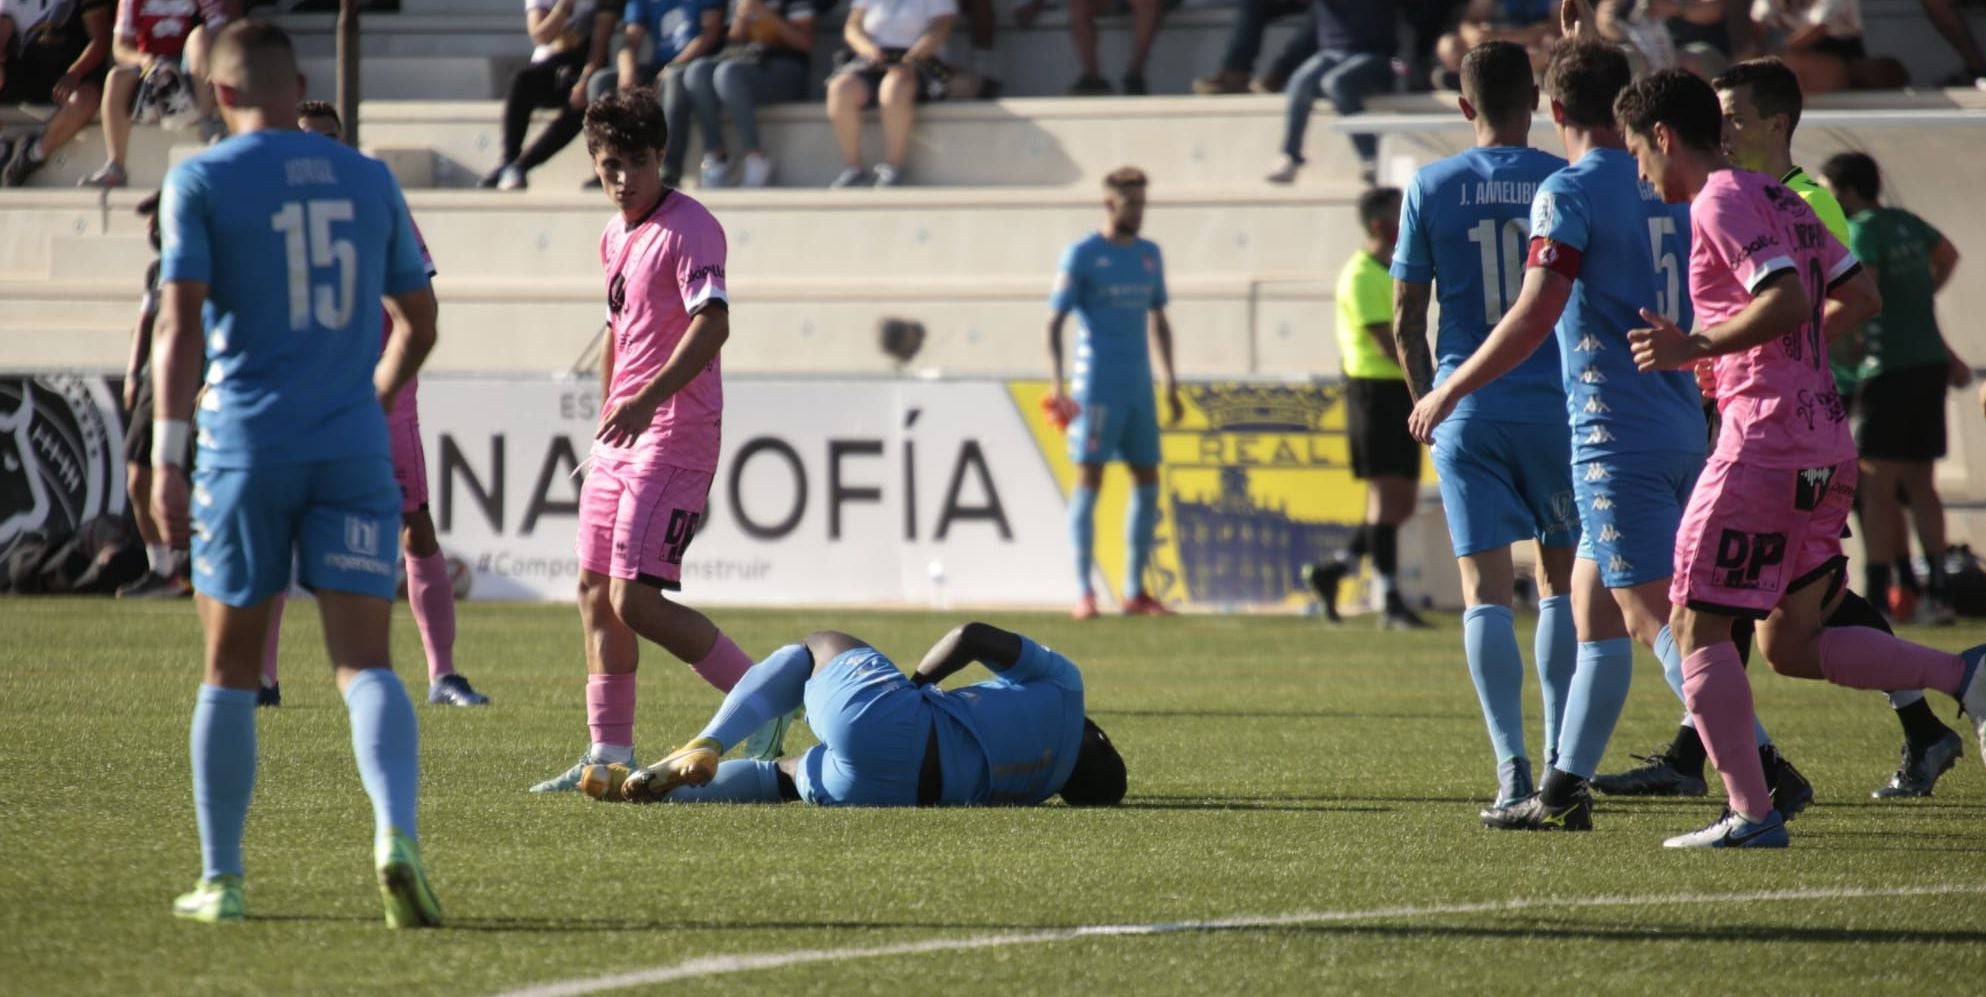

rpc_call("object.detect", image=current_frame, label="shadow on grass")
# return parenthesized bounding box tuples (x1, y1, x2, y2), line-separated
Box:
(1117, 797, 1392, 814)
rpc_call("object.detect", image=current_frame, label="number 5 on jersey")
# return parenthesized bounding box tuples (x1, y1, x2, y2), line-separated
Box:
(272, 199, 357, 332)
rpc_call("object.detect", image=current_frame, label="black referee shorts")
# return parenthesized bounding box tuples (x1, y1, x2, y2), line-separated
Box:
(1344, 377, 1421, 481)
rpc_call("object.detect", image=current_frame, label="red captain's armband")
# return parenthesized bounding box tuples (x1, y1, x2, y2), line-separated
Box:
(1526, 236, 1583, 280)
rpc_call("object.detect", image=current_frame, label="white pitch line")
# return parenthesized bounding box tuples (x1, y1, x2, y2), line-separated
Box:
(492, 883, 1986, 997)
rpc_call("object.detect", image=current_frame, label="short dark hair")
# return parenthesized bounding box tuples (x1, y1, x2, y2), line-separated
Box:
(296, 99, 340, 128)
(1542, 39, 1632, 130)
(584, 88, 668, 157)
(1461, 41, 1535, 125)
(1713, 57, 1804, 133)
(1820, 151, 1881, 202)
(1614, 69, 1724, 152)
(1358, 186, 1402, 230)
(1059, 718, 1126, 807)
(211, 20, 298, 96)
(135, 191, 160, 217)
(1104, 166, 1148, 195)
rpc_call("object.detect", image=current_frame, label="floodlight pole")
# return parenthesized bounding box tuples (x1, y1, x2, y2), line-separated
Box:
(337, 0, 361, 147)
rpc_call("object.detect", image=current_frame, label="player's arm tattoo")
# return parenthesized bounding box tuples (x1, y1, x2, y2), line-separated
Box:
(1393, 281, 1435, 401)
(910, 622, 1024, 687)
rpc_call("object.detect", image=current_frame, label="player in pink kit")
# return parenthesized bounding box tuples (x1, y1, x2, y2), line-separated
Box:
(1616, 70, 1986, 849)
(254, 103, 490, 709)
(531, 89, 784, 794)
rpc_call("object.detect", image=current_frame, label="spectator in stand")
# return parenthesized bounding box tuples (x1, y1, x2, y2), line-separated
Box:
(1819, 151, 1971, 622)
(0, 0, 113, 187)
(680, 0, 816, 188)
(1266, 0, 1398, 188)
(1193, 0, 1320, 95)
(1747, 0, 1905, 92)
(1922, 0, 1986, 88)
(1434, 0, 1560, 87)
(588, 0, 725, 188)
(1061, 0, 1165, 95)
(825, 0, 955, 188)
(80, 0, 234, 189)
(1597, 1, 1729, 78)
(481, 0, 618, 191)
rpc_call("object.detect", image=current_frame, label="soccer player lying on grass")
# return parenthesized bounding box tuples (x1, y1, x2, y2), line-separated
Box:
(579, 623, 1127, 808)
(1616, 69, 1986, 849)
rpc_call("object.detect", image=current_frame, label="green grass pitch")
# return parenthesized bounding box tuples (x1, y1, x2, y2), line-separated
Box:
(3, 600, 1984, 994)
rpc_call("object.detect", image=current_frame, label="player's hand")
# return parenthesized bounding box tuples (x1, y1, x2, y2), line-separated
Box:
(53, 71, 83, 104)
(122, 376, 140, 416)
(1559, 0, 1597, 39)
(1406, 386, 1456, 445)
(1693, 357, 1717, 400)
(570, 76, 592, 110)
(1164, 385, 1184, 427)
(1948, 353, 1973, 389)
(1628, 307, 1697, 371)
(596, 397, 656, 447)
(152, 466, 191, 547)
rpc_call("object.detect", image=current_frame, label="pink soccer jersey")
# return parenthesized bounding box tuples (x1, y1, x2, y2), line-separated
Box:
(595, 192, 728, 472)
(1688, 169, 1861, 468)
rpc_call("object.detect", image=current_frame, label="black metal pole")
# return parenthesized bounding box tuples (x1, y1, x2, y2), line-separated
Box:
(337, 0, 360, 147)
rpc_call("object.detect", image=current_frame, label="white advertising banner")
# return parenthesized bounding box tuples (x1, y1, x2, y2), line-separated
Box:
(419, 376, 1077, 605)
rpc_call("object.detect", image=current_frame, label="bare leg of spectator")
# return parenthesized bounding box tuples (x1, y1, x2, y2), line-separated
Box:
(1066, 0, 1111, 94)
(1123, 0, 1163, 92)
(84, 65, 142, 188)
(185, 25, 216, 122)
(876, 65, 917, 184)
(1782, 50, 1850, 94)
(826, 73, 871, 186)
(30, 82, 103, 172)
(1923, 0, 1986, 83)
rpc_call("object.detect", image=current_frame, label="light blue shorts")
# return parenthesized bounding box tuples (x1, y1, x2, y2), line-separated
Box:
(1432, 417, 1579, 557)
(793, 648, 933, 807)
(191, 456, 400, 607)
(1572, 449, 1704, 590)
(1068, 391, 1161, 467)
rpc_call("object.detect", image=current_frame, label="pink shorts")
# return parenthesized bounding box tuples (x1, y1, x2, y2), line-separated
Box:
(575, 456, 713, 588)
(388, 408, 428, 515)
(1671, 455, 1857, 619)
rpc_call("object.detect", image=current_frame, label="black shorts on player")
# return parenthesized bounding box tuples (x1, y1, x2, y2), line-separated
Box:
(1344, 377, 1421, 481)
(1855, 362, 1949, 462)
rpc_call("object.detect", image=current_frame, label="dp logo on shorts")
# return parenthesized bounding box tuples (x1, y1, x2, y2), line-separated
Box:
(345, 516, 380, 557)
(1715, 529, 1786, 591)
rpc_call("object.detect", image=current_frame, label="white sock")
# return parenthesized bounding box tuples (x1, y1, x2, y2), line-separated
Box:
(147, 544, 171, 574)
(1887, 689, 1927, 709)
(588, 743, 634, 765)
(28, 138, 47, 162)
(1372, 573, 1396, 608)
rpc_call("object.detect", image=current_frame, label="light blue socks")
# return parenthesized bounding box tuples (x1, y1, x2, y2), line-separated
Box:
(342, 668, 421, 845)
(664, 760, 784, 804)
(1534, 595, 1576, 767)
(1126, 483, 1159, 597)
(1558, 638, 1634, 779)
(698, 643, 812, 751)
(1070, 485, 1098, 595)
(191, 684, 258, 879)
(1463, 604, 1527, 766)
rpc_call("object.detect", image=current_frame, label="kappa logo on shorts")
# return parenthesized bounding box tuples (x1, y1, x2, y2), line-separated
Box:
(1714, 528, 1787, 591)
(1584, 396, 1610, 414)
(1580, 368, 1607, 385)
(345, 516, 380, 557)
(1584, 464, 1611, 483)
(1598, 524, 1623, 543)
(1585, 426, 1614, 446)
(1794, 466, 1835, 512)
(1608, 554, 1633, 575)
(1591, 494, 1614, 511)
(1576, 334, 1604, 353)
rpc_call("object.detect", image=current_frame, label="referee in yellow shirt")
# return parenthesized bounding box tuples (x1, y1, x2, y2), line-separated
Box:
(1307, 187, 1427, 629)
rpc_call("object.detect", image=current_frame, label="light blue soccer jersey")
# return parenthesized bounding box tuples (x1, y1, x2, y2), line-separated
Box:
(1392, 145, 1568, 424)
(160, 129, 430, 469)
(1528, 148, 1705, 458)
(925, 637, 1087, 806)
(1050, 233, 1168, 403)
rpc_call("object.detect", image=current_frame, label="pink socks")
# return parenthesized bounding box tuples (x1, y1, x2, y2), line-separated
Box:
(261, 593, 286, 687)
(405, 549, 458, 681)
(1681, 644, 1773, 821)
(1817, 628, 1963, 697)
(586, 673, 637, 749)
(689, 630, 753, 693)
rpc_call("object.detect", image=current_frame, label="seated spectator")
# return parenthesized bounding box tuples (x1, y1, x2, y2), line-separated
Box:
(80, 0, 233, 189)
(587, 0, 724, 188)
(1597, 1, 1726, 76)
(1062, 0, 1165, 95)
(0, 0, 113, 187)
(825, 0, 955, 188)
(680, 0, 816, 187)
(1921, 0, 1986, 88)
(1747, 0, 1905, 92)
(1435, 0, 1559, 86)
(481, 0, 618, 191)
(1267, 0, 1397, 187)
(1194, 0, 1320, 95)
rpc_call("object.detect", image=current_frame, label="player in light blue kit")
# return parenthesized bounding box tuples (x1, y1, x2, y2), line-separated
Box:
(1407, 31, 1710, 832)
(150, 21, 443, 925)
(1046, 166, 1183, 620)
(599, 623, 1127, 809)
(1390, 42, 1576, 815)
